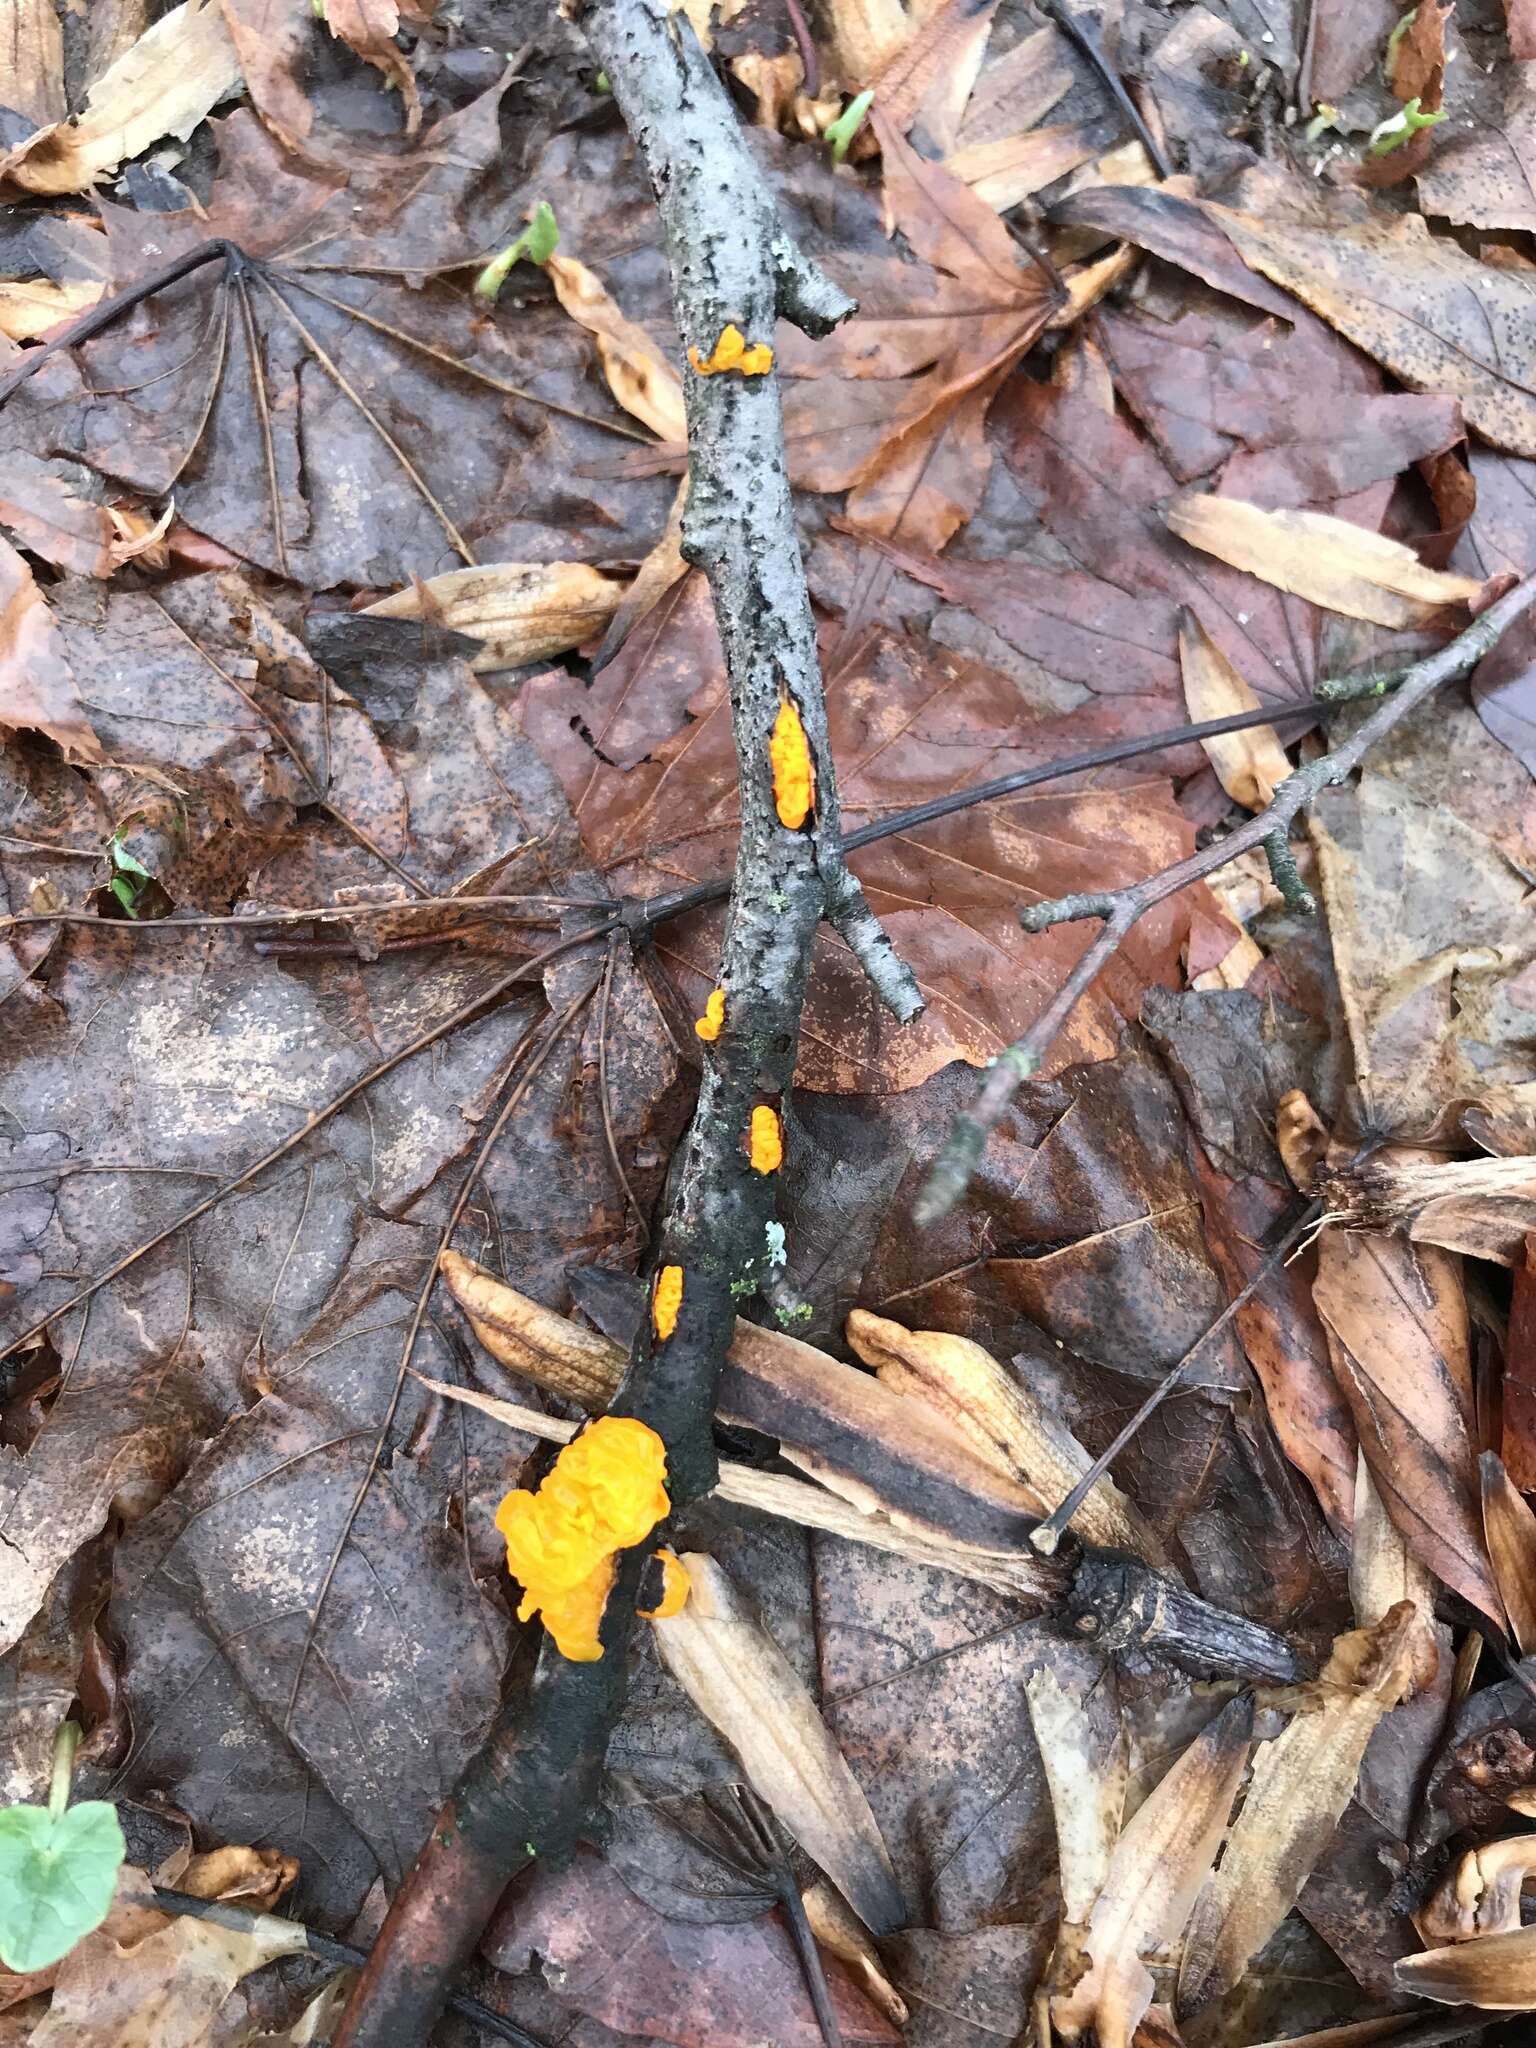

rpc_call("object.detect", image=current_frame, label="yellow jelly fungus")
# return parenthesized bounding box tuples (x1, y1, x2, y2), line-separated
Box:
(494, 1415, 670, 1661)
(653, 1262, 684, 1341)
(769, 700, 813, 830)
(688, 323, 774, 377)
(694, 987, 726, 1042)
(638, 1548, 691, 1620)
(749, 1104, 784, 1174)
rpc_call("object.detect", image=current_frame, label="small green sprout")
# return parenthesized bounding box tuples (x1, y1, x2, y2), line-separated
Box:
(1367, 96, 1447, 154)
(0, 1721, 126, 1974)
(774, 1301, 814, 1328)
(473, 202, 561, 305)
(108, 835, 153, 918)
(1304, 102, 1340, 141)
(825, 89, 874, 165)
(1384, 8, 1417, 71)
(593, 70, 611, 94)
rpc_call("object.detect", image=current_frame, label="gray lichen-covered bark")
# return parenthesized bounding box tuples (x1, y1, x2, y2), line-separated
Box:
(334, 8, 919, 2041)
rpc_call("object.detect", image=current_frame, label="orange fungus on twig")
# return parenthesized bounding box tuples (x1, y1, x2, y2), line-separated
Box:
(749, 1105, 783, 1174)
(494, 1416, 671, 1660)
(688, 323, 773, 376)
(695, 988, 726, 1042)
(769, 701, 813, 829)
(639, 1548, 691, 1619)
(653, 1263, 684, 1340)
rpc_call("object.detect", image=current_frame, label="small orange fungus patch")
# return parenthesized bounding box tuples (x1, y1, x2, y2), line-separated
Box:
(769, 700, 813, 830)
(653, 1262, 684, 1341)
(749, 1104, 784, 1174)
(495, 1415, 670, 1661)
(688, 323, 774, 377)
(694, 988, 726, 1042)
(639, 1548, 691, 1620)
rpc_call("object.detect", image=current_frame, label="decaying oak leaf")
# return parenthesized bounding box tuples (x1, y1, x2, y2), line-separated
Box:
(437, 1252, 1050, 1551)
(544, 252, 689, 445)
(1316, 1154, 1536, 1267)
(1023, 1650, 1126, 1995)
(1205, 197, 1536, 459)
(1166, 497, 1485, 630)
(1397, 1922, 1536, 2007)
(1, 0, 242, 196)
(0, 535, 103, 762)
(361, 562, 624, 671)
(1480, 1452, 1536, 1655)
(652, 1553, 907, 1935)
(1177, 608, 1291, 810)
(1313, 1221, 1503, 1625)
(1178, 1602, 1428, 2013)
(1051, 1694, 1254, 2048)
(844, 1309, 1165, 1563)
(1417, 1833, 1536, 1943)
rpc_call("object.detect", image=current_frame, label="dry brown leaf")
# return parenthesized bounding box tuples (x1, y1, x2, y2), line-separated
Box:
(1276, 1088, 1329, 1191)
(1051, 1694, 1254, 2048)
(944, 122, 1100, 214)
(436, 1252, 1052, 1554)
(1317, 1154, 1536, 1266)
(0, 277, 104, 342)
(802, 1883, 909, 2027)
(825, 0, 922, 81)
(1178, 1603, 1427, 2013)
(1177, 607, 1292, 809)
(1207, 197, 1536, 459)
(414, 1370, 1056, 1599)
(0, 534, 103, 762)
(592, 478, 690, 669)
(652, 1553, 907, 1934)
(2, 0, 242, 197)
(544, 252, 687, 444)
(1350, 1455, 1435, 1640)
(1396, 1922, 1536, 2007)
(1417, 1834, 1536, 1943)
(1480, 1451, 1536, 1654)
(0, 466, 115, 578)
(1166, 496, 1484, 630)
(0, 0, 65, 126)
(844, 1309, 1165, 1563)
(25, 1864, 310, 2047)
(325, 0, 422, 135)
(868, 0, 996, 142)
(361, 562, 623, 671)
(1024, 1652, 1126, 1988)
(1313, 1219, 1503, 1624)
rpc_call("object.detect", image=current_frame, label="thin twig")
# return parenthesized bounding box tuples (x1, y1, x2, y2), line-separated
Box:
(915, 574, 1536, 1225)
(0, 925, 604, 1368)
(285, 986, 593, 1744)
(1029, 1198, 1322, 1554)
(0, 240, 235, 404)
(1036, 0, 1171, 178)
(149, 1888, 546, 2048)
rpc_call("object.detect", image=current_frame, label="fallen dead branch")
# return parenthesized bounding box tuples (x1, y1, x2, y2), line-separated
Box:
(333, 3, 918, 2037)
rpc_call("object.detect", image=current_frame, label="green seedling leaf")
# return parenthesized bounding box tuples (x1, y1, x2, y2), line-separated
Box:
(826, 90, 874, 165)
(473, 202, 560, 304)
(1367, 96, 1447, 154)
(0, 1800, 126, 1973)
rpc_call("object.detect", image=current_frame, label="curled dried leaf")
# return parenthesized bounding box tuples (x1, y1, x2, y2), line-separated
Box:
(1480, 1451, 1536, 1654)
(845, 1310, 1165, 1564)
(1397, 1922, 1536, 2008)
(1179, 1603, 1429, 2014)
(361, 561, 623, 671)
(652, 1553, 906, 1935)
(1051, 1694, 1254, 2048)
(1417, 1834, 1536, 1943)
(545, 251, 688, 442)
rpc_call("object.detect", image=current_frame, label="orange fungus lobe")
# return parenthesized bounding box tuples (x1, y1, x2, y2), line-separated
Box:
(494, 1416, 670, 1661)
(653, 1263, 683, 1341)
(749, 1105, 784, 1174)
(695, 988, 726, 1042)
(769, 701, 813, 830)
(688, 323, 773, 377)
(639, 1548, 691, 1620)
